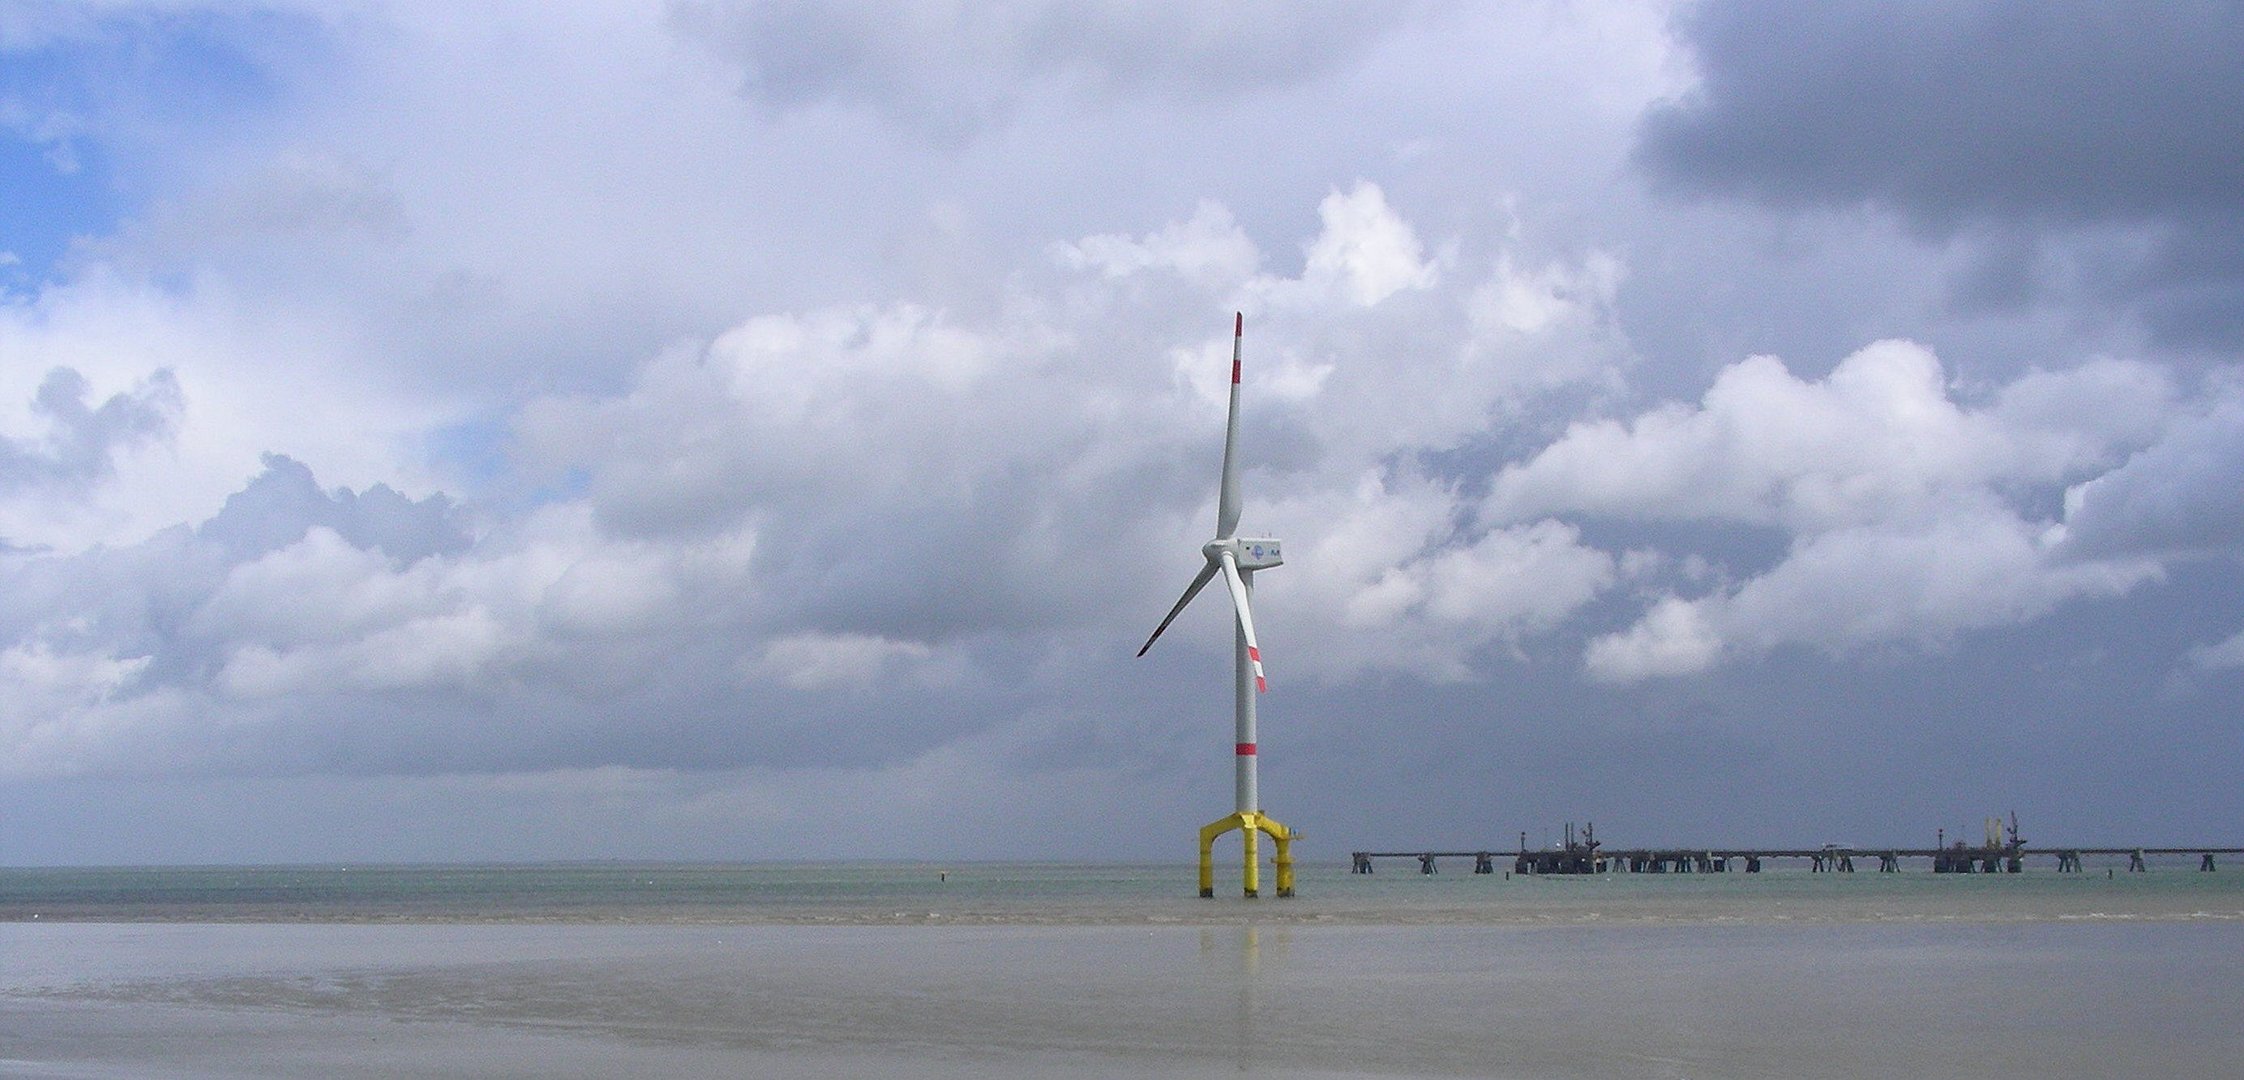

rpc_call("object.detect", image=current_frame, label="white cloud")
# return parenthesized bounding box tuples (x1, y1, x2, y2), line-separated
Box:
(1261, 472, 1616, 681)
(1540, 343, 2177, 680)
(2054, 390, 2244, 558)
(1588, 507, 2161, 680)
(1472, 249, 1623, 337)
(0, 275, 462, 554)
(1584, 595, 1720, 682)
(1054, 200, 1259, 286)
(1266, 181, 1441, 309)
(757, 632, 940, 691)
(0, 639, 147, 715)
(1488, 340, 2170, 533)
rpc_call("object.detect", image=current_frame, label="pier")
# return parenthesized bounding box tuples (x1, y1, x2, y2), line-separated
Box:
(1350, 821, 2244, 875)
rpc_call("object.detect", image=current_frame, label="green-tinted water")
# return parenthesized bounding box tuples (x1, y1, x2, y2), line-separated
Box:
(6, 860, 2241, 924)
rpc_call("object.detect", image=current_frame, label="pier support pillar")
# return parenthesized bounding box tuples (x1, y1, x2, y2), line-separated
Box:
(1745, 856, 1762, 873)
(1879, 853, 1899, 872)
(1198, 811, 1294, 899)
(1351, 852, 1372, 874)
(1418, 853, 1438, 874)
(1474, 853, 1494, 874)
(2202, 853, 2216, 872)
(2129, 850, 2147, 873)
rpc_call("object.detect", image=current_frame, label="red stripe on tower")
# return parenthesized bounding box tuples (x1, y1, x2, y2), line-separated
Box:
(1236, 742, 1256, 756)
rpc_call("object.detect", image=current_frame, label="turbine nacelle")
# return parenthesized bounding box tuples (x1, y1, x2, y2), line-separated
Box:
(1204, 537, 1283, 571)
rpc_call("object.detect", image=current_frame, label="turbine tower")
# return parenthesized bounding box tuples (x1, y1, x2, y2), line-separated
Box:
(1139, 312, 1295, 899)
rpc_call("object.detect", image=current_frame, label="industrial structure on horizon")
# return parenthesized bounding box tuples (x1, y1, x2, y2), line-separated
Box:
(1352, 815, 2244, 875)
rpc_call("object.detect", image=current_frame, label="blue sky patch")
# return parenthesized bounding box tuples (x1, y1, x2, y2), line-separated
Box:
(0, 9, 334, 289)
(0, 131, 116, 287)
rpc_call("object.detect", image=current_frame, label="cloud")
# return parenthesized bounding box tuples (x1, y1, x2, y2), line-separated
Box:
(1, 185, 1649, 780)
(1055, 200, 1259, 287)
(1487, 340, 2173, 679)
(118, 150, 407, 262)
(1489, 340, 2170, 531)
(10, 2, 2244, 862)
(196, 452, 470, 565)
(1588, 507, 2158, 682)
(1284, 181, 1441, 307)
(1583, 595, 1717, 682)
(670, 0, 1432, 138)
(1640, 1, 2244, 225)
(1260, 469, 1617, 681)
(2054, 388, 2244, 558)
(1636, 0, 2244, 345)
(0, 454, 481, 777)
(2186, 628, 2244, 674)
(757, 631, 942, 691)
(0, 366, 180, 497)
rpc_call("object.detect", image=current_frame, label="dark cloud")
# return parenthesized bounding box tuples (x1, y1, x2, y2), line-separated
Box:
(0, 367, 181, 495)
(1637, 0, 2244, 346)
(670, 0, 1428, 139)
(1639, 1, 2244, 225)
(197, 453, 471, 565)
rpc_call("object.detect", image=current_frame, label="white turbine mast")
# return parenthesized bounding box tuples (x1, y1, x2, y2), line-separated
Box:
(1138, 312, 1296, 898)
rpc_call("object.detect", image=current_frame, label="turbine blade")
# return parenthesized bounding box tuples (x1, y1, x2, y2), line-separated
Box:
(1219, 552, 1267, 693)
(1137, 560, 1221, 657)
(1215, 312, 1244, 539)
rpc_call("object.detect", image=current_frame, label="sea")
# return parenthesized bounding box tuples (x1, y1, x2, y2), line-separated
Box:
(5, 859, 2242, 1078)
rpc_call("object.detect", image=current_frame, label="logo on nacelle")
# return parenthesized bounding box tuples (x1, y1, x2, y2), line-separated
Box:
(1233, 539, 1284, 570)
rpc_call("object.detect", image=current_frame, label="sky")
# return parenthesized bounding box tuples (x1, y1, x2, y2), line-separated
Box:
(2, 0, 2241, 865)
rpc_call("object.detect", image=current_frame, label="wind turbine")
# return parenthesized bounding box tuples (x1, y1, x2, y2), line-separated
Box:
(1139, 312, 1295, 899)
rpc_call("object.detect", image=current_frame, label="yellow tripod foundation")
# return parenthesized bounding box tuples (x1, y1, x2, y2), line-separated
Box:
(1199, 810, 1295, 898)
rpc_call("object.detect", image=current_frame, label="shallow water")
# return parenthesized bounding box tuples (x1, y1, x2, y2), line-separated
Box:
(5, 864, 2242, 1078)
(6, 859, 2240, 924)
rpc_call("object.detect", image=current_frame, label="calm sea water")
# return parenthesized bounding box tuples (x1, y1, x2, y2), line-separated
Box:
(5, 857, 2242, 923)
(6, 862, 2242, 1078)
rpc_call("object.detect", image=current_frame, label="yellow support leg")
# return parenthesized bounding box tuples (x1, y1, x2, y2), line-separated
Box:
(1241, 819, 1260, 898)
(1198, 816, 1226, 898)
(1197, 811, 1297, 899)
(1266, 816, 1295, 899)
